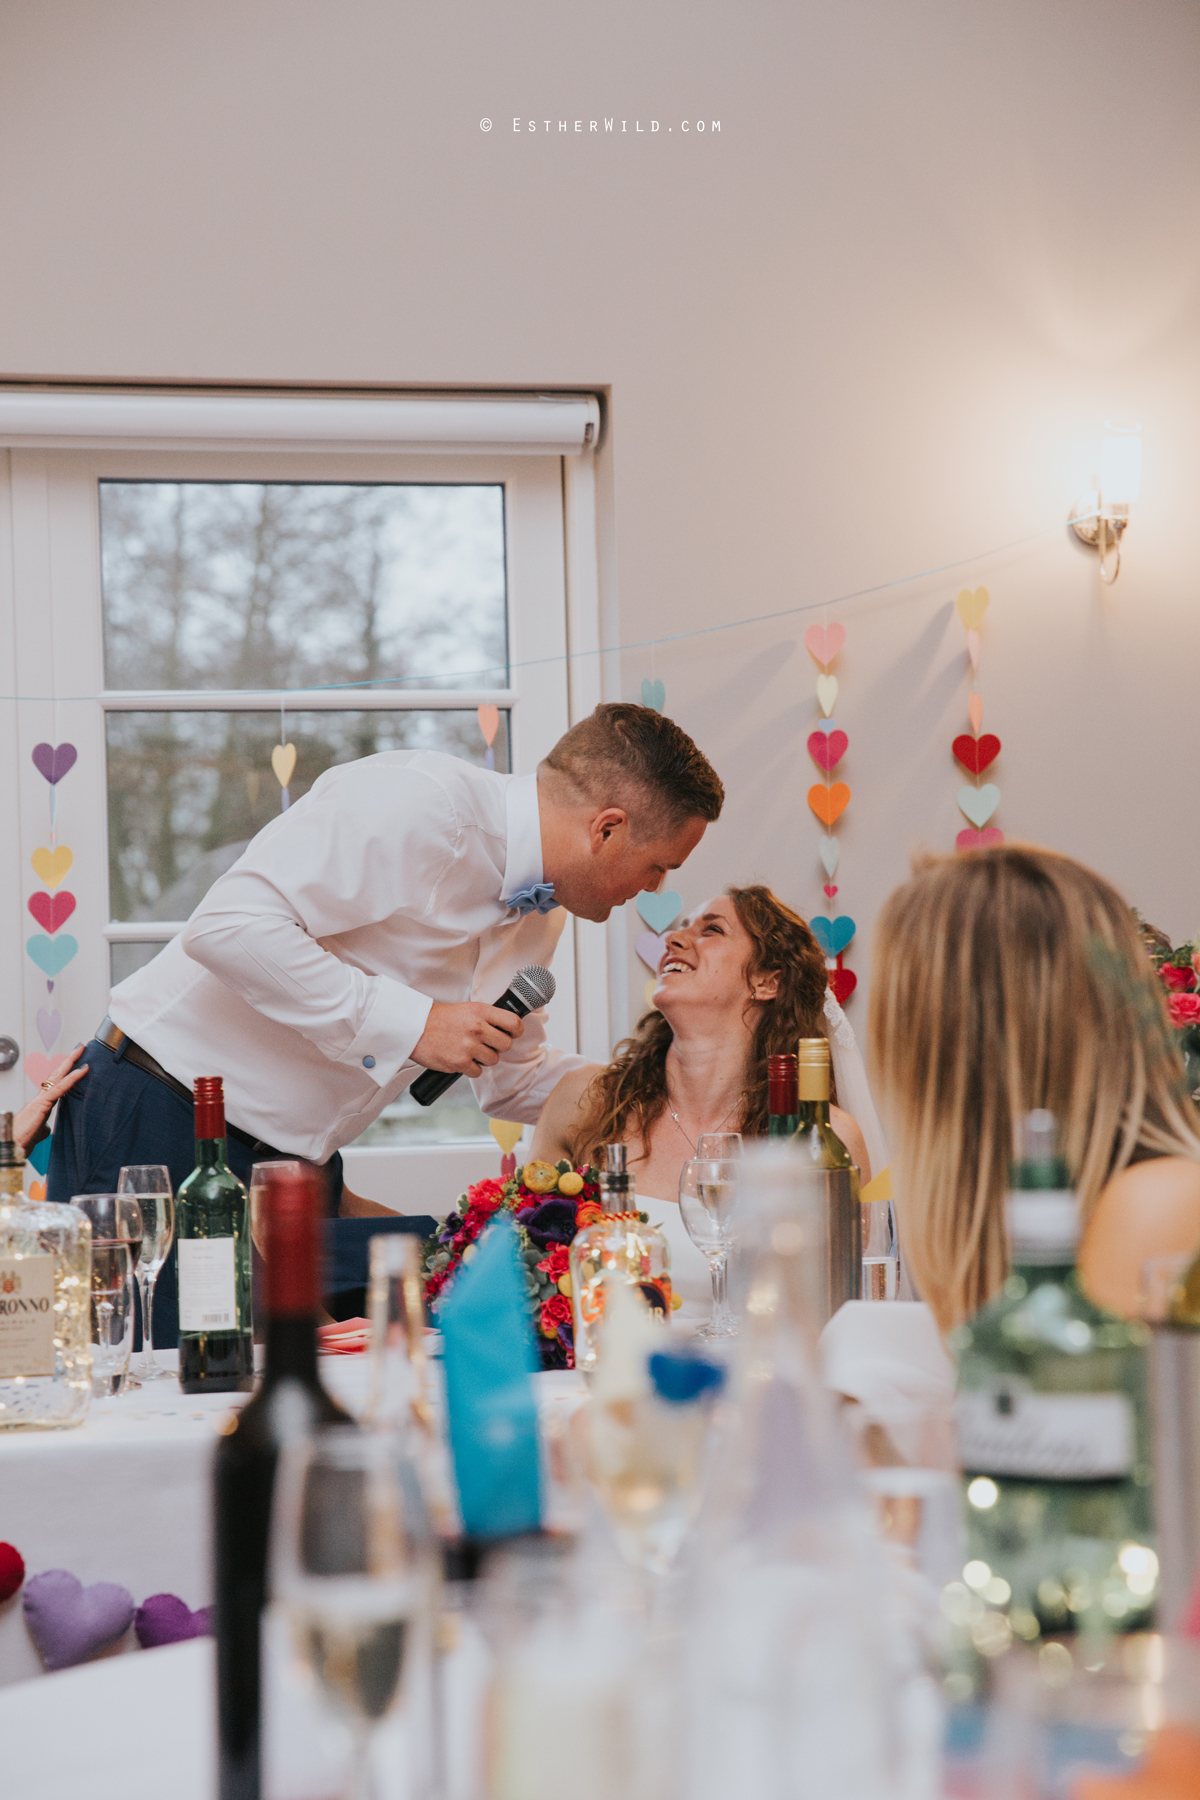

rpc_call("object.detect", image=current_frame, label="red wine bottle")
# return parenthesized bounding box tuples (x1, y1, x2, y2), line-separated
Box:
(214, 1164, 352, 1800)
(177, 1077, 254, 1394)
(767, 1052, 799, 1138)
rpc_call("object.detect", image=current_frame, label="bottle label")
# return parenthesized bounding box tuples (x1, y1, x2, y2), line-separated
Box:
(178, 1236, 238, 1333)
(0, 1254, 56, 1378)
(957, 1383, 1134, 1480)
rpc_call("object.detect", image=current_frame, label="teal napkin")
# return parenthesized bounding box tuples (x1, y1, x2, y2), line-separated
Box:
(438, 1216, 542, 1537)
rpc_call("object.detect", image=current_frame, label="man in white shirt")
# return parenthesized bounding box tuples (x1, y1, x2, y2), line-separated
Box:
(46, 704, 723, 1337)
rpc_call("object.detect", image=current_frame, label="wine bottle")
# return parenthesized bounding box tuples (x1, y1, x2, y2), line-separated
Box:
(177, 1077, 253, 1394)
(766, 1053, 799, 1138)
(214, 1164, 352, 1800)
(0, 1113, 91, 1430)
(790, 1036, 861, 1322)
(952, 1110, 1156, 1644)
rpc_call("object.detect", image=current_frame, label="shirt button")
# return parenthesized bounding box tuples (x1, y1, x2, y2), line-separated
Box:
(362, 1055, 376, 1069)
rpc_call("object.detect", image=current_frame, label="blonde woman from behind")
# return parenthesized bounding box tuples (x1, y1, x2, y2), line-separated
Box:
(867, 845, 1200, 1331)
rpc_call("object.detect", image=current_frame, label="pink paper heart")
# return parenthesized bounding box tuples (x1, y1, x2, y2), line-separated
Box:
(134, 1593, 213, 1650)
(27, 890, 76, 935)
(804, 623, 846, 669)
(823, 884, 838, 899)
(23, 1570, 134, 1671)
(635, 930, 667, 972)
(968, 693, 983, 735)
(807, 729, 848, 774)
(477, 703, 499, 747)
(36, 1008, 62, 1052)
(956, 827, 1004, 851)
(24, 1053, 57, 1087)
(966, 629, 981, 670)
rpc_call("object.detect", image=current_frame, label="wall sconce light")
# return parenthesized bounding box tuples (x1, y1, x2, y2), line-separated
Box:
(1069, 421, 1142, 584)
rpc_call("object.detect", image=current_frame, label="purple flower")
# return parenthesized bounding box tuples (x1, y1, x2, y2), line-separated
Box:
(521, 1199, 579, 1248)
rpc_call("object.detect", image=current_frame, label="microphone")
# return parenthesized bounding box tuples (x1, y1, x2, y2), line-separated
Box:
(409, 965, 557, 1106)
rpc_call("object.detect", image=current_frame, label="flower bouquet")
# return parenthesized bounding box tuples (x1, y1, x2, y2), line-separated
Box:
(1139, 920, 1200, 1098)
(423, 1159, 648, 1370)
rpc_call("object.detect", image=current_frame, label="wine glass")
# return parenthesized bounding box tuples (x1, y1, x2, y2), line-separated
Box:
(73, 1194, 143, 1394)
(117, 1166, 174, 1380)
(678, 1154, 741, 1339)
(696, 1131, 743, 1161)
(274, 1425, 436, 1800)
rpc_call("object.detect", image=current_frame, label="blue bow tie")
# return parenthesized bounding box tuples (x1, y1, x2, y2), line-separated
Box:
(504, 882, 559, 917)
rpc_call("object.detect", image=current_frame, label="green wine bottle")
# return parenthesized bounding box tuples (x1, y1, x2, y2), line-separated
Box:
(177, 1077, 254, 1395)
(951, 1109, 1156, 1645)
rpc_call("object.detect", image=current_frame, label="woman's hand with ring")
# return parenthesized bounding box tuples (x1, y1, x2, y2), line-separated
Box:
(15, 1042, 89, 1154)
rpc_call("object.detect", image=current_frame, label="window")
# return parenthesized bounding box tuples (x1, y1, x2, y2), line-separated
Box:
(0, 396, 605, 1201)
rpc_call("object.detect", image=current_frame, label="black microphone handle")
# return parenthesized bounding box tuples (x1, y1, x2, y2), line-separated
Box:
(409, 989, 531, 1107)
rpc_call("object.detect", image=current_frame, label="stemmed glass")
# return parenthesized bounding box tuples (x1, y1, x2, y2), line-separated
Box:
(72, 1194, 143, 1394)
(274, 1425, 436, 1800)
(117, 1166, 175, 1380)
(678, 1133, 743, 1339)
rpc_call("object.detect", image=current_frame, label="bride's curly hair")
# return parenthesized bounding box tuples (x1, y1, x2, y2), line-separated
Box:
(568, 885, 832, 1164)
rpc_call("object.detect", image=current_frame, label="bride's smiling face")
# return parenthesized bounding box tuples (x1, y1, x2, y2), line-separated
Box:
(653, 895, 780, 1020)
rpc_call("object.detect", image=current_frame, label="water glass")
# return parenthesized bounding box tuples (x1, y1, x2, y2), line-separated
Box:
(678, 1153, 741, 1338)
(117, 1165, 174, 1379)
(73, 1194, 142, 1396)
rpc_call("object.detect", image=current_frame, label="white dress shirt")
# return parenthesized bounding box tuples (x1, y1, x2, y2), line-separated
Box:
(108, 753, 584, 1163)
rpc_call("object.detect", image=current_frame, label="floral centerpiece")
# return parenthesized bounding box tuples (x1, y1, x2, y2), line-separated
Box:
(1137, 916, 1200, 1098)
(423, 1159, 650, 1370)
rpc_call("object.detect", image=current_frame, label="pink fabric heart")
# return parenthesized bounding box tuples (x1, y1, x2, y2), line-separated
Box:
(134, 1593, 213, 1650)
(823, 884, 838, 899)
(807, 729, 848, 774)
(956, 827, 1004, 851)
(23, 1570, 134, 1670)
(635, 930, 667, 972)
(804, 623, 845, 668)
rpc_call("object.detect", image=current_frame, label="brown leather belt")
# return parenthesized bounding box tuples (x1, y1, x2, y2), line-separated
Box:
(94, 1017, 271, 1154)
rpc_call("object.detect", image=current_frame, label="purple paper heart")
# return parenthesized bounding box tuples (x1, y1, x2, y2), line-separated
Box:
(134, 1593, 214, 1649)
(635, 930, 667, 973)
(23, 1569, 134, 1671)
(36, 1008, 62, 1052)
(31, 742, 78, 786)
(47, 981, 54, 994)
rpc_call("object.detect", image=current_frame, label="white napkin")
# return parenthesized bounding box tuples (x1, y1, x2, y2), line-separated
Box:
(818, 1300, 955, 1428)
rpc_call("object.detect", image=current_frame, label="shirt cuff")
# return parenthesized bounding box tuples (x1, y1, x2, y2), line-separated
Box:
(342, 981, 434, 1088)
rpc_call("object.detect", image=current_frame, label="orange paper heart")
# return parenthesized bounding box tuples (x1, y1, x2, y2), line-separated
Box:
(477, 703, 500, 747)
(955, 587, 989, 631)
(807, 783, 850, 827)
(968, 693, 983, 735)
(28, 1180, 45, 1202)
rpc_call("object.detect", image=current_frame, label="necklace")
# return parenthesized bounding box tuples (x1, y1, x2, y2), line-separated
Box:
(667, 1099, 741, 1155)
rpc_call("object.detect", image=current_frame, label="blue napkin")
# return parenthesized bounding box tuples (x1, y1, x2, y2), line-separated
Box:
(438, 1216, 542, 1537)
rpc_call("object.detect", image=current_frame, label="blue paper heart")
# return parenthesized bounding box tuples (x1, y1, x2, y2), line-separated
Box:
(636, 889, 682, 933)
(26, 934, 78, 977)
(816, 719, 838, 736)
(28, 1137, 51, 1176)
(641, 678, 666, 714)
(809, 914, 856, 957)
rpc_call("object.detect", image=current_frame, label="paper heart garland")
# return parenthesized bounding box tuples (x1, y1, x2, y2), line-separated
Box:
(957, 784, 1001, 828)
(828, 965, 858, 1005)
(640, 678, 666, 714)
(804, 623, 845, 668)
(134, 1594, 213, 1651)
(477, 703, 500, 747)
(807, 729, 848, 774)
(816, 674, 838, 717)
(815, 718, 838, 736)
(819, 837, 840, 877)
(36, 1007, 62, 1052)
(955, 587, 989, 631)
(956, 827, 1005, 851)
(807, 783, 850, 827)
(28, 1180, 46, 1202)
(635, 889, 682, 933)
(23, 1569, 134, 1671)
(27, 890, 76, 935)
(26, 934, 78, 977)
(31, 743, 78, 786)
(0, 1542, 25, 1603)
(823, 884, 838, 899)
(635, 930, 667, 972)
(952, 734, 1001, 776)
(810, 914, 857, 957)
(31, 845, 73, 888)
(968, 693, 983, 735)
(271, 743, 297, 788)
(488, 1119, 524, 1156)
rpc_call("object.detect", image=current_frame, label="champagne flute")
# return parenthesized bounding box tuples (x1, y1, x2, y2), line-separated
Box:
(73, 1194, 143, 1394)
(678, 1156, 741, 1339)
(117, 1166, 175, 1380)
(274, 1425, 436, 1800)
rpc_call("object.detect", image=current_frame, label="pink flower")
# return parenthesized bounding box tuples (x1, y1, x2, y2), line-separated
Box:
(1168, 993, 1200, 1028)
(1161, 964, 1197, 993)
(536, 1245, 570, 1281)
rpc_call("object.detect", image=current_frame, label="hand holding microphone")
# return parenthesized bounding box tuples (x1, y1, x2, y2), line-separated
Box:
(410, 966, 557, 1106)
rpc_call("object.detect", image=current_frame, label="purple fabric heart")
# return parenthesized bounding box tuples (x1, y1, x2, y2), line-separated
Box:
(134, 1593, 213, 1649)
(23, 1569, 134, 1670)
(31, 742, 78, 786)
(37, 1007, 62, 1052)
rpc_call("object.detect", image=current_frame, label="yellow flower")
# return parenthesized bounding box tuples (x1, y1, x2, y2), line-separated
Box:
(522, 1161, 560, 1194)
(671, 1291, 683, 1311)
(557, 1272, 573, 1298)
(556, 1170, 584, 1196)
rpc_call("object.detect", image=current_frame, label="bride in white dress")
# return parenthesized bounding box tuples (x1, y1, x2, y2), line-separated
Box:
(530, 886, 877, 1331)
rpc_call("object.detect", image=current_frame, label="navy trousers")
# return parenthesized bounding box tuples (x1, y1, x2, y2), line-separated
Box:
(46, 1037, 342, 1347)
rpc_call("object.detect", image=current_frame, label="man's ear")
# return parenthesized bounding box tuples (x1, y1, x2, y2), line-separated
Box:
(588, 807, 629, 851)
(751, 968, 781, 1002)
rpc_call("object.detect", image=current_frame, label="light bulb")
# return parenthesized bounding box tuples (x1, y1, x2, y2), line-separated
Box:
(1099, 422, 1142, 510)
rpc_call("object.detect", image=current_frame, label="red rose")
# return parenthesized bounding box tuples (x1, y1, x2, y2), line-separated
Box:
(1162, 965, 1197, 993)
(536, 1244, 570, 1280)
(465, 1177, 506, 1216)
(1168, 993, 1200, 1027)
(538, 1294, 572, 1337)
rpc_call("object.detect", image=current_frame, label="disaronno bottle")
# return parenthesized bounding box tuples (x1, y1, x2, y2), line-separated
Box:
(0, 1113, 91, 1429)
(569, 1144, 672, 1376)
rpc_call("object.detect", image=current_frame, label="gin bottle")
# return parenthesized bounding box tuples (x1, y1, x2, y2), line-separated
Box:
(951, 1110, 1156, 1643)
(0, 1112, 91, 1429)
(569, 1144, 672, 1376)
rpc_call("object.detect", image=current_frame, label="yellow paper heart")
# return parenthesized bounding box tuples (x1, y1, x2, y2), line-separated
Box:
(955, 587, 989, 631)
(31, 846, 73, 889)
(644, 978, 659, 1012)
(860, 1165, 893, 1205)
(271, 743, 297, 788)
(816, 674, 838, 717)
(489, 1118, 524, 1155)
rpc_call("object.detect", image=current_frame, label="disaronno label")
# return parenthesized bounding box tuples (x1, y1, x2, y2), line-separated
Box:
(0, 1255, 56, 1378)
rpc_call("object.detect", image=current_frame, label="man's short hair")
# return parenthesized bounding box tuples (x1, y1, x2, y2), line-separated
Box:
(541, 703, 724, 835)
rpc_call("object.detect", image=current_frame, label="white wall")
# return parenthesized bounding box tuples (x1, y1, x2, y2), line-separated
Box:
(2, 0, 1200, 1034)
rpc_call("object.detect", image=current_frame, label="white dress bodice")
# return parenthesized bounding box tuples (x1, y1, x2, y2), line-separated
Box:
(636, 1193, 714, 1333)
